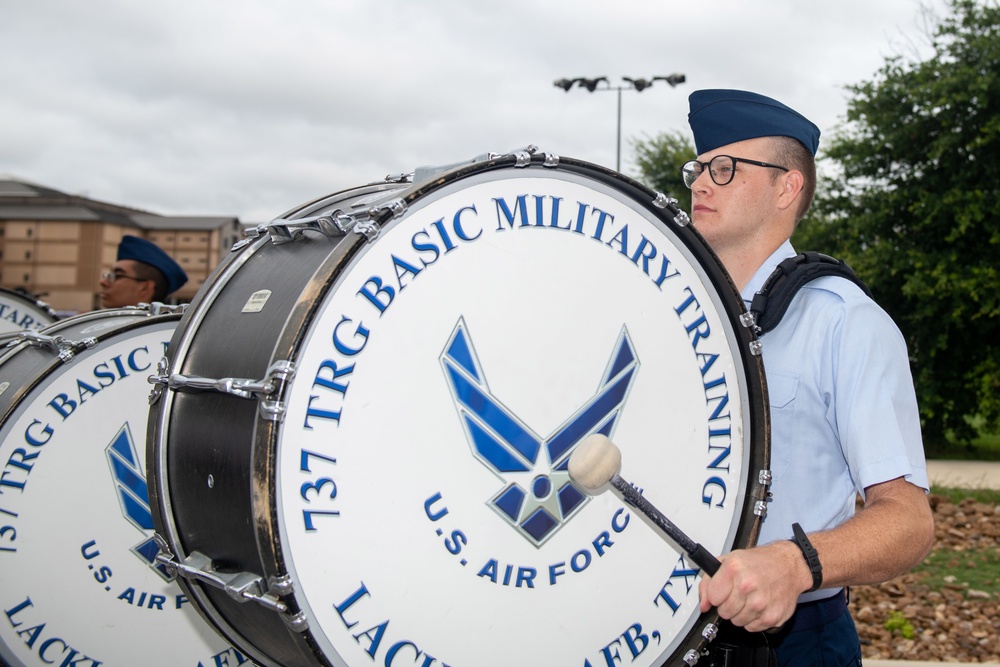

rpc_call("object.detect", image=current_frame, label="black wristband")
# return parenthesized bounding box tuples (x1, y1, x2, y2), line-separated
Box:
(790, 522, 823, 592)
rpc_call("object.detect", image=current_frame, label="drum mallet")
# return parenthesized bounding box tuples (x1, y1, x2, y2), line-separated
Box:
(568, 433, 721, 576)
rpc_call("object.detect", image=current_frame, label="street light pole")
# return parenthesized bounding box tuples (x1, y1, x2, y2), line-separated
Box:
(553, 74, 686, 172)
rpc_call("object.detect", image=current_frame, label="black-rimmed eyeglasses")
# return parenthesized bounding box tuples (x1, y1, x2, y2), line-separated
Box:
(681, 155, 789, 188)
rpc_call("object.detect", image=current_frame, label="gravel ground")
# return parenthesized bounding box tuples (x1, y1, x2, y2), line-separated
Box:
(850, 494, 1000, 663)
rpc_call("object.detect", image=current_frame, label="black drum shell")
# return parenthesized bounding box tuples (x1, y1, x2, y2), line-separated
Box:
(148, 182, 402, 667)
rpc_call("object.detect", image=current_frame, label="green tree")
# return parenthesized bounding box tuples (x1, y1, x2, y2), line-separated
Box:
(630, 130, 694, 214)
(796, 0, 1000, 446)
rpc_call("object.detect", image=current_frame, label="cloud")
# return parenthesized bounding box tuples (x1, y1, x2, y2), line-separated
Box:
(0, 0, 944, 221)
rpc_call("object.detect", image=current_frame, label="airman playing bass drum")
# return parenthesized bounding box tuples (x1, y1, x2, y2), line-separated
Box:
(148, 147, 771, 667)
(0, 305, 246, 667)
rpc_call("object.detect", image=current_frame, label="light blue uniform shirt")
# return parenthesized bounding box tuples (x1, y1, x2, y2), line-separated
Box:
(742, 241, 929, 602)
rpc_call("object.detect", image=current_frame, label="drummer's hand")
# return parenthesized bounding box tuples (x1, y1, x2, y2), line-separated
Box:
(698, 541, 811, 632)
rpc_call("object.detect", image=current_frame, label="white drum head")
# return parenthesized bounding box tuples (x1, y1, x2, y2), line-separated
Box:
(0, 288, 56, 336)
(270, 169, 761, 666)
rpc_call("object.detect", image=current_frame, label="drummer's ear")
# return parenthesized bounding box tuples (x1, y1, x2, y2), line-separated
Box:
(776, 170, 805, 212)
(137, 279, 157, 302)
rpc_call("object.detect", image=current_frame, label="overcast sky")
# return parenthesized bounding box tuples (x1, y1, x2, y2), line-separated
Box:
(1, 0, 945, 223)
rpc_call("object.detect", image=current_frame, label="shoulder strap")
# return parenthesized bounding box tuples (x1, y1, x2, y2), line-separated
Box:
(749, 251, 873, 335)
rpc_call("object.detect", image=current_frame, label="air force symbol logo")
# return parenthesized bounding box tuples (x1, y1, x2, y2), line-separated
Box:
(105, 423, 171, 580)
(441, 317, 639, 546)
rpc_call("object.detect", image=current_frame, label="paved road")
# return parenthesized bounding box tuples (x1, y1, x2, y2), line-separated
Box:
(927, 459, 1000, 490)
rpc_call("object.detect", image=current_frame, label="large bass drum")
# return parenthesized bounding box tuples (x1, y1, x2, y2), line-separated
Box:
(148, 148, 771, 667)
(0, 287, 58, 339)
(0, 305, 245, 667)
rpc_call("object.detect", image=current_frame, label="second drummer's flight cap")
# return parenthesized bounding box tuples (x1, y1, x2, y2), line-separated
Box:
(687, 89, 821, 156)
(117, 235, 188, 294)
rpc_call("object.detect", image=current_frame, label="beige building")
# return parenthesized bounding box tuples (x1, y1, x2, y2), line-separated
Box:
(0, 177, 243, 314)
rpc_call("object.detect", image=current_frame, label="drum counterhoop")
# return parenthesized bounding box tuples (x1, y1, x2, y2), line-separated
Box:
(148, 147, 771, 667)
(0, 304, 247, 667)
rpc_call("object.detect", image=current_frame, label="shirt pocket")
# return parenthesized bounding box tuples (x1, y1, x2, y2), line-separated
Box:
(767, 372, 798, 410)
(765, 371, 799, 481)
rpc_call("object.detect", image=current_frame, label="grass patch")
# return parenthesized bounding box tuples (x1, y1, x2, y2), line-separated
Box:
(912, 486, 1000, 598)
(912, 547, 1000, 594)
(884, 610, 916, 639)
(930, 486, 1000, 504)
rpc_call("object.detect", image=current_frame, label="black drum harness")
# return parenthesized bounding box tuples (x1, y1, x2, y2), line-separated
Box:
(746, 251, 873, 336)
(704, 252, 871, 667)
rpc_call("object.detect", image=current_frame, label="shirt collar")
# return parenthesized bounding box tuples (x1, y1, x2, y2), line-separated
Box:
(740, 240, 797, 306)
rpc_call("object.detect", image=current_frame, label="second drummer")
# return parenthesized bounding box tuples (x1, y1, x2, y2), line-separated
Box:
(98, 235, 188, 308)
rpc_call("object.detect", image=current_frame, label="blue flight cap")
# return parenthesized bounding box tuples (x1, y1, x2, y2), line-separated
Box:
(117, 235, 188, 294)
(688, 89, 820, 156)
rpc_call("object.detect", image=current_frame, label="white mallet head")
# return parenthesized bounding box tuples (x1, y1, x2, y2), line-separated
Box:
(568, 434, 622, 493)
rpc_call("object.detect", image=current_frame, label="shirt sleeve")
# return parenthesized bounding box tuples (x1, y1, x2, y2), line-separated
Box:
(827, 281, 929, 497)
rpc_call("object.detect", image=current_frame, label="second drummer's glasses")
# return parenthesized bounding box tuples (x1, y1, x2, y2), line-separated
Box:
(681, 155, 789, 188)
(101, 271, 148, 283)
